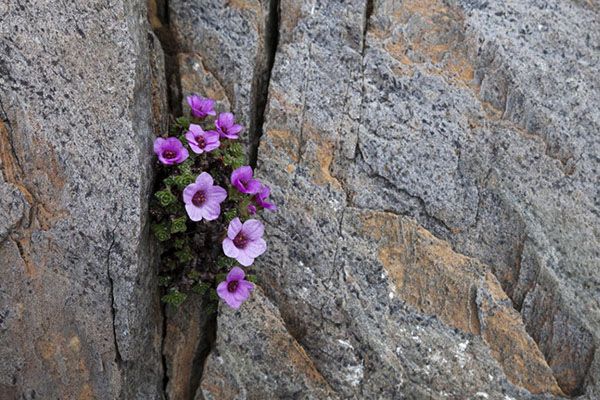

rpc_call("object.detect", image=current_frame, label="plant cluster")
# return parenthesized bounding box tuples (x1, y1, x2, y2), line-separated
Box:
(150, 95, 276, 310)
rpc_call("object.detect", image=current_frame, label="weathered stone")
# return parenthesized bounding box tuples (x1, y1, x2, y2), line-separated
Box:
(149, 30, 170, 137)
(2, 0, 598, 397)
(163, 294, 214, 400)
(200, 287, 337, 400)
(0, 0, 164, 398)
(178, 53, 232, 115)
(170, 0, 276, 145)
(249, 0, 599, 397)
(354, 210, 562, 395)
(0, 180, 28, 243)
(349, 1, 600, 396)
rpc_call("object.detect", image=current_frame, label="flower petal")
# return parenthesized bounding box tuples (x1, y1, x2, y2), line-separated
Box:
(218, 112, 234, 127)
(239, 280, 255, 292)
(223, 238, 239, 258)
(227, 218, 243, 239)
(207, 186, 227, 203)
(217, 282, 242, 308)
(231, 166, 253, 185)
(200, 201, 221, 221)
(236, 251, 254, 267)
(242, 219, 264, 240)
(245, 179, 262, 194)
(153, 137, 166, 154)
(244, 238, 267, 258)
(228, 267, 245, 281)
(185, 204, 204, 222)
(232, 285, 251, 303)
(216, 281, 229, 298)
(188, 141, 203, 154)
(195, 172, 214, 188)
(175, 147, 189, 163)
(225, 296, 244, 309)
(188, 123, 203, 135)
(182, 183, 198, 204)
(228, 124, 243, 135)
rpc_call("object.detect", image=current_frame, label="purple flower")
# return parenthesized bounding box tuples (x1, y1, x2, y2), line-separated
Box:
(154, 137, 189, 165)
(231, 166, 261, 194)
(185, 124, 220, 154)
(183, 172, 227, 221)
(187, 95, 216, 119)
(216, 267, 254, 309)
(223, 218, 267, 266)
(215, 112, 243, 139)
(247, 204, 257, 215)
(253, 185, 277, 212)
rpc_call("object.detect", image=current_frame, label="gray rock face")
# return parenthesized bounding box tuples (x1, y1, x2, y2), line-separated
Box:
(170, 0, 277, 147)
(2, 0, 599, 398)
(0, 1, 164, 398)
(200, 287, 336, 400)
(249, 0, 599, 398)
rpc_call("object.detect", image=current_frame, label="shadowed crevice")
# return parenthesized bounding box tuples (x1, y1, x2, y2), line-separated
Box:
(248, 0, 280, 167)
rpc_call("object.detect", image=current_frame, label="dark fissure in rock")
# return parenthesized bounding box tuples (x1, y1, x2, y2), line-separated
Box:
(248, 0, 280, 167)
(148, 1, 219, 398)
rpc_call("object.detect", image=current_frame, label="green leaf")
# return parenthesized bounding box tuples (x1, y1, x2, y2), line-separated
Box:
(157, 276, 172, 286)
(204, 303, 217, 315)
(215, 272, 227, 283)
(187, 270, 201, 280)
(216, 256, 236, 270)
(161, 289, 187, 307)
(192, 282, 210, 295)
(246, 274, 258, 284)
(163, 176, 177, 187)
(151, 222, 171, 242)
(222, 142, 246, 169)
(173, 237, 187, 249)
(175, 116, 191, 130)
(223, 208, 238, 224)
(175, 248, 193, 264)
(173, 173, 195, 189)
(165, 201, 184, 215)
(155, 189, 177, 207)
(177, 159, 193, 174)
(208, 288, 219, 301)
(170, 215, 188, 234)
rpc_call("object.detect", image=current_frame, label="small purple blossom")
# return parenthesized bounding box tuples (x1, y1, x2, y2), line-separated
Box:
(185, 124, 220, 154)
(247, 204, 257, 215)
(231, 166, 261, 194)
(215, 112, 243, 139)
(253, 185, 277, 212)
(154, 137, 189, 165)
(216, 267, 254, 309)
(187, 95, 216, 119)
(183, 172, 227, 221)
(223, 218, 266, 266)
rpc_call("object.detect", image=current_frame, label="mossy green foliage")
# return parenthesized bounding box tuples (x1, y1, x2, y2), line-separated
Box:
(150, 109, 257, 310)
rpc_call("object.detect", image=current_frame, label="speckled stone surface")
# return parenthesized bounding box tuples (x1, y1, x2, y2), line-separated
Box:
(251, 0, 599, 398)
(169, 0, 274, 143)
(200, 287, 337, 400)
(0, 1, 164, 398)
(1, 0, 599, 398)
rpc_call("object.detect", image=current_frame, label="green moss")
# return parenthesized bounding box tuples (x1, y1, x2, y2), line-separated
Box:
(161, 289, 187, 307)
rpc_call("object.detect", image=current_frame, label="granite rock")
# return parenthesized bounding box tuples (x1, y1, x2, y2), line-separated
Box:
(200, 287, 337, 400)
(170, 0, 277, 147)
(251, 0, 599, 397)
(0, 0, 164, 398)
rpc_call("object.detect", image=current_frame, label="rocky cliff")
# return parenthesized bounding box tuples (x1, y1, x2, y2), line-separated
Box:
(1, 0, 599, 399)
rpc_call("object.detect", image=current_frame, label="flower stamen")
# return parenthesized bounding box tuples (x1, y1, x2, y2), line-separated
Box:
(192, 190, 206, 207)
(233, 233, 248, 249)
(227, 280, 239, 293)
